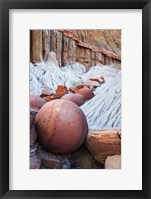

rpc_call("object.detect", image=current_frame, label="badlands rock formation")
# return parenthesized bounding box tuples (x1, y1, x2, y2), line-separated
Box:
(30, 30, 121, 169)
(30, 59, 121, 168)
(30, 30, 121, 67)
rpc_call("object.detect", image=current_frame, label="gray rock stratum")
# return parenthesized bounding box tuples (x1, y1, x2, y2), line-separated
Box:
(81, 71, 121, 130)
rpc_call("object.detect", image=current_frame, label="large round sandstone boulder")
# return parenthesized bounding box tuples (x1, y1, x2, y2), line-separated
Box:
(35, 99, 88, 154)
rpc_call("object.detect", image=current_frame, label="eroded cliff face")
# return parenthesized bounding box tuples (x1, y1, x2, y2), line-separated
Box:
(72, 30, 121, 55)
(30, 30, 121, 67)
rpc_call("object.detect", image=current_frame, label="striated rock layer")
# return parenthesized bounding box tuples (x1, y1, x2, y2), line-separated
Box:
(81, 71, 121, 130)
(72, 30, 121, 55)
(30, 30, 121, 67)
(86, 129, 121, 164)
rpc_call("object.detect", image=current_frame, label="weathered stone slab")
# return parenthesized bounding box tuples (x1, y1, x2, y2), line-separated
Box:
(86, 129, 121, 164)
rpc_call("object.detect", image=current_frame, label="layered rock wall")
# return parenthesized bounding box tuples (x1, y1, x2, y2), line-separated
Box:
(30, 30, 121, 67)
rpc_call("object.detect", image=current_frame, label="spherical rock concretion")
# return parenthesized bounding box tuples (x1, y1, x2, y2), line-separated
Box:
(61, 93, 85, 106)
(30, 95, 46, 111)
(75, 88, 94, 100)
(35, 99, 88, 154)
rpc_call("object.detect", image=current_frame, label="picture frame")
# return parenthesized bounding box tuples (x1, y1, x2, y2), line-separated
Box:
(0, 0, 150, 198)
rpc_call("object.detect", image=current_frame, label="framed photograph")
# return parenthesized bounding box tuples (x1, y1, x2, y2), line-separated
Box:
(0, 0, 150, 198)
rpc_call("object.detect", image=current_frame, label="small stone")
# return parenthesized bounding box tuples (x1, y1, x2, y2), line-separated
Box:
(84, 80, 100, 88)
(90, 76, 105, 84)
(75, 87, 94, 100)
(30, 155, 41, 169)
(30, 95, 46, 111)
(76, 84, 84, 89)
(30, 143, 39, 157)
(105, 155, 121, 169)
(42, 159, 62, 169)
(43, 95, 59, 102)
(56, 85, 68, 97)
(69, 87, 77, 93)
(62, 157, 71, 169)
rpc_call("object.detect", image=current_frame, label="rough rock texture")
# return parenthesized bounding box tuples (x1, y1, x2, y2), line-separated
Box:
(30, 124, 37, 146)
(30, 110, 41, 169)
(39, 149, 71, 169)
(30, 30, 121, 67)
(30, 109, 37, 122)
(72, 30, 121, 55)
(81, 71, 121, 130)
(105, 155, 121, 169)
(68, 146, 102, 169)
(30, 155, 41, 169)
(30, 110, 38, 147)
(30, 30, 43, 63)
(86, 129, 121, 164)
(30, 142, 39, 156)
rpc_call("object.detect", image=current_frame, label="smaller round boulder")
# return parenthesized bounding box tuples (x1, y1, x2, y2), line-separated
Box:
(61, 93, 85, 106)
(30, 95, 46, 111)
(75, 88, 94, 100)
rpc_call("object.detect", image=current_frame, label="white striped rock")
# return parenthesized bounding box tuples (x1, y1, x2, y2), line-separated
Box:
(81, 72, 121, 130)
